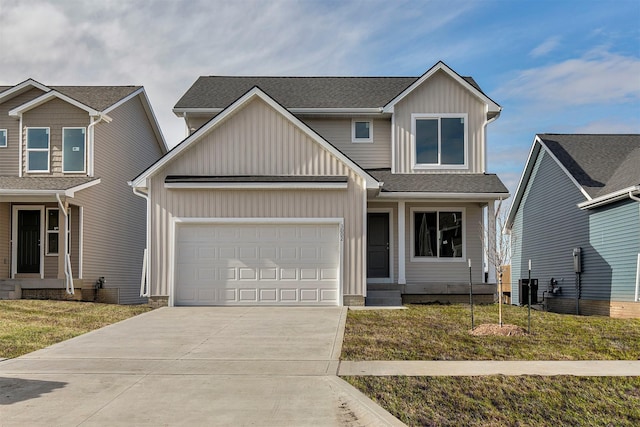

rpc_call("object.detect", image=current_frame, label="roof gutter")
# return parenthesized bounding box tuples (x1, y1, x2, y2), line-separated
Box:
(376, 191, 510, 200)
(578, 185, 640, 210)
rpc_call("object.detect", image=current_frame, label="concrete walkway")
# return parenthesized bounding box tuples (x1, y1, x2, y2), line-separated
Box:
(0, 307, 404, 427)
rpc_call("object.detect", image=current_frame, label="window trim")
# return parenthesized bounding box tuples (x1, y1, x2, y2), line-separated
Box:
(26, 127, 50, 173)
(410, 207, 466, 262)
(411, 113, 468, 170)
(46, 208, 59, 256)
(0, 129, 6, 148)
(62, 127, 87, 173)
(351, 119, 373, 143)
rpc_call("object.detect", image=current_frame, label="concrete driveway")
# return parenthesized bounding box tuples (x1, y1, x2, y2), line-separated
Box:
(0, 307, 403, 426)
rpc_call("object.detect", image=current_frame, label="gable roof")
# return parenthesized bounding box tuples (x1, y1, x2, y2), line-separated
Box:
(133, 86, 380, 189)
(173, 61, 491, 115)
(506, 134, 640, 228)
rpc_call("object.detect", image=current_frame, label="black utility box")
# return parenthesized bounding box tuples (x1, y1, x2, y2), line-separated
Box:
(519, 279, 538, 306)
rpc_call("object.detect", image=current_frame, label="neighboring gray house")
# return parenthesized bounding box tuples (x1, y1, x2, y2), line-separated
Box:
(506, 134, 640, 318)
(0, 79, 167, 303)
(131, 61, 509, 307)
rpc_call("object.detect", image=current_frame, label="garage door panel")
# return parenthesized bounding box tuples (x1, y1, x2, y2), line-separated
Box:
(175, 223, 340, 306)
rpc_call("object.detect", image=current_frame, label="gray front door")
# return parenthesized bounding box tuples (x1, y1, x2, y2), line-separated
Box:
(17, 210, 40, 274)
(367, 212, 389, 278)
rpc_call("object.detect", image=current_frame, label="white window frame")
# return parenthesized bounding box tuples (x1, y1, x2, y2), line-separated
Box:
(411, 113, 468, 170)
(26, 127, 50, 173)
(410, 207, 466, 262)
(0, 129, 6, 147)
(46, 208, 59, 256)
(351, 119, 373, 143)
(62, 127, 87, 173)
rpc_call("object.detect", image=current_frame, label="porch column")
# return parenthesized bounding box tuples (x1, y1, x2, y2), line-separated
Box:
(487, 201, 497, 284)
(56, 199, 69, 280)
(398, 201, 406, 285)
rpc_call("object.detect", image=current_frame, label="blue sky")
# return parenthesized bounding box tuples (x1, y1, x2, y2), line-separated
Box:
(1, 0, 639, 196)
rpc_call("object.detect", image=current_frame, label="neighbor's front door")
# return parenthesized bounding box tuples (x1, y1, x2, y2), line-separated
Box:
(367, 212, 390, 278)
(17, 210, 41, 274)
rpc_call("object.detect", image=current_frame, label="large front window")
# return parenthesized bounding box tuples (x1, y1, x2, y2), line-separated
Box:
(26, 128, 50, 172)
(63, 127, 86, 173)
(413, 114, 466, 168)
(413, 210, 464, 259)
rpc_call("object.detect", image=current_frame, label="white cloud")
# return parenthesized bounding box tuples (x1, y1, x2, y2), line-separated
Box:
(497, 50, 640, 107)
(573, 118, 640, 134)
(529, 36, 560, 58)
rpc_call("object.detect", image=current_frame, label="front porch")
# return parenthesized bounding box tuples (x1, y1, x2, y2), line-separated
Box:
(366, 282, 497, 306)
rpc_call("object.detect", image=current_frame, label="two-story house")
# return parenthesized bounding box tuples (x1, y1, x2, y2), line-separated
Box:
(0, 79, 166, 303)
(131, 61, 509, 306)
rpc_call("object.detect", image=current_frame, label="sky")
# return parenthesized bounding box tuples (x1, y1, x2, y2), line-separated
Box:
(1, 0, 639, 199)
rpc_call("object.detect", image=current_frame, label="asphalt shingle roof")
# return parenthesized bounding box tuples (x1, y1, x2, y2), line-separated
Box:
(0, 176, 99, 191)
(174, 76, 483, 110)
(539, 134, 640, 198)
(367, 169, 509, 194)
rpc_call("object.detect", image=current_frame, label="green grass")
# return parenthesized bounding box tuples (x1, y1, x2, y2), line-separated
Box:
(0, 300, 153, 358)
(342, 304, 640, 360)
(343, 376, 640, 427)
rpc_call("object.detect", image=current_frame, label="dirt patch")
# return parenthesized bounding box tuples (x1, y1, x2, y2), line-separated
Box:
(470, 323, 528, 336)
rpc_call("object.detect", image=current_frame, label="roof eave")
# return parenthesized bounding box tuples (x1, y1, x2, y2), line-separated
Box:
(9, 90, 102, 117)
(375, 191, 510, 201)
(578, 185, 640, 210)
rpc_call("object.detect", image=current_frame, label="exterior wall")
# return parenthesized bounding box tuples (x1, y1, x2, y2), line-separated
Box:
(393, 70, 487, 174)
(404, 201, 484, 284)
(548, 298, 640, 318)
(0, 203, 9, 278)
(367, 201, 398, 282)
(301, 117, 391, 169)
(0, 88, 46, 176)
(21, 98, 89, 176)
(148, 98, 366, 300)
(586, 199, 640, 302)
(73, 95, 165, 304)
(511, 149, 591, 306)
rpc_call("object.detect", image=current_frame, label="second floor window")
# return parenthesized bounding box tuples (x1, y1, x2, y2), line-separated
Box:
(0, 129, 6, 147)
(352, 119, 373, 143)
(26, 128, 50, 173)
(413, 114, 467, 168)
(63, 128, 86, 173)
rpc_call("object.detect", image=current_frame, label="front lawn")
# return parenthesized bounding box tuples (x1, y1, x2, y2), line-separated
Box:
(0, 300, 153, 358)
(342, 304, 640, 360)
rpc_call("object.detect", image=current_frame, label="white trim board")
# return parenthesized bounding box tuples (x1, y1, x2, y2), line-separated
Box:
(11, 205, 45, 279)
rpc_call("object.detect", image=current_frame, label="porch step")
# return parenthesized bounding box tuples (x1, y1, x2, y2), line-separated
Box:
(0, 281, 22, 300)
(366, 289, 403, 307)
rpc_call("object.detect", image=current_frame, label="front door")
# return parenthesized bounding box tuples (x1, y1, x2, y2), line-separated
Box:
(367, 212, 390, 278)
(17, 210, 41, 274)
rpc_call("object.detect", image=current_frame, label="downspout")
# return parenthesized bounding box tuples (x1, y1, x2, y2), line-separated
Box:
(629, 189, 640, 203)
(633, 190, 640, 301)
(87, 114, 111, 177)
(55, 193, 73, 295)
(132, 186, 151, 297)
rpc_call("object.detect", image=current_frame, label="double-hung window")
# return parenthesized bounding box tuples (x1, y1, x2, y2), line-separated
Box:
(412, 209, 464, 260)
(62, 127, 86, 173)
(412, 114, 467, 168)
(352, 119, 373, 143)
(26, 127, 50, 172)
(0, 129, 6, 147)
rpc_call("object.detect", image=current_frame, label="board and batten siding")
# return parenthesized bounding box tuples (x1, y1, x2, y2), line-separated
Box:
(0, 88, 46, 176)
(22, 98, 89, 176)
(511, 149, 590, 304)
(302, 118, 391, 169)
(586, 199, 640, 302)
(73, 95, 165, 304)
(0, 203, 9, 278)
(149, 97, 366, 299)
(404, 202, 484, 284)
(393, 70, 487, 174)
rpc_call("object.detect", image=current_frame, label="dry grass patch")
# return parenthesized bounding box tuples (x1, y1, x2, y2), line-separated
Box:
(0, 300, 153, 358)
(342, 304, 640, 360)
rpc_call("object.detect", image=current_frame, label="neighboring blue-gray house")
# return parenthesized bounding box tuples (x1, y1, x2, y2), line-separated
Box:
(506, 134, 640, 318)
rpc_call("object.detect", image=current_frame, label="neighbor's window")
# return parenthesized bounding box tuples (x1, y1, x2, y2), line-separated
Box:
(62, 127, 86, 173)
(413, 210, 463, 259)
(26, 127, 50, 172)
(0, 129, 6, 147)
(46, 208, 59, 255)
(352, 119, 373, 143)
(413, 114, 466, 167)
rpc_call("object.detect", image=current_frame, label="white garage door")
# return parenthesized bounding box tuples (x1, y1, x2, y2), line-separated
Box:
(174, 222, 341, 306)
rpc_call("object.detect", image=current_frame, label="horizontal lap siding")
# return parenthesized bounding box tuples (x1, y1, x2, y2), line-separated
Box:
(150, 98, 366, 298)
(511, 150, 590, 304)
(0, 88, 45, 175)
(404, 202, 483, 283)
(302, 118, 391, 169)
(394, 70, 486, 174)
(74, 96, 165, 304)
(587, 200, 640, 302)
